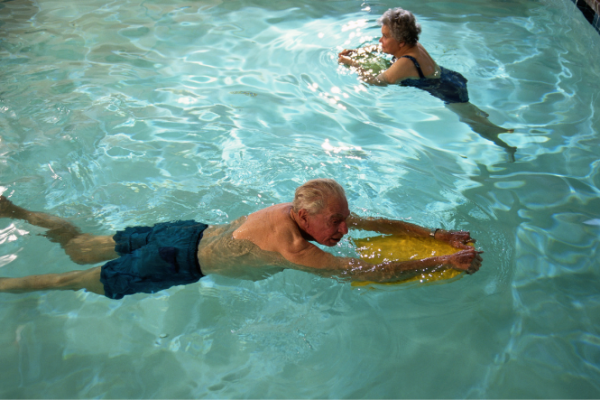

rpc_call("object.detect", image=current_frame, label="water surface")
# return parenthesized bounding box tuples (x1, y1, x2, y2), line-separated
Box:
(0, 0, 599, 397)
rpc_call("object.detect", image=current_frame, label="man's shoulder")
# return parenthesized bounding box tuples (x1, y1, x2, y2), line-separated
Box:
(246, 202, 291, 219)
(232, 203, 299, 250)
(262, 204, 313, 253)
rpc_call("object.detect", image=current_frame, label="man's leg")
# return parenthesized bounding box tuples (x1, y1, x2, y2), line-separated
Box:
(0, 266, 105, 296)
(0, 195, 118, 264)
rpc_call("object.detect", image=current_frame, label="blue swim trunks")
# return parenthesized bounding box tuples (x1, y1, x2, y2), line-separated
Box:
(100, 220, 208, 299)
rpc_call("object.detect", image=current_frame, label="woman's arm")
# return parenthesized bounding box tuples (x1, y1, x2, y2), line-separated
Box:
(338, 54, 421, 85)
(338, 54, 388, 85)
(338, 45, 391, 85)
(338, 45, 380, 57)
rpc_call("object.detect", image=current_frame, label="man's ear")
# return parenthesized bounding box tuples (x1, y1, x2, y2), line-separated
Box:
(297, 208, 310, 227)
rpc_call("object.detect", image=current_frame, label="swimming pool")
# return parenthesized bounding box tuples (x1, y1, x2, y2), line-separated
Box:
(1, 0, 599, 397)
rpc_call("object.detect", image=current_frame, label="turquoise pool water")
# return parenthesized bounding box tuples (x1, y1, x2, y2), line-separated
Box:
(1, 0, 599, 397)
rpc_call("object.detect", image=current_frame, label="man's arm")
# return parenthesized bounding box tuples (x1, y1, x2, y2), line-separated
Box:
(279, 239, 482, 283)
(347, 213, 475, 249)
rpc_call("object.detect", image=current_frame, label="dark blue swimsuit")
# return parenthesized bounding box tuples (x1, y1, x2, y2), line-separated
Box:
(397, 55, 469, 104)
(101, 220, 208, 299)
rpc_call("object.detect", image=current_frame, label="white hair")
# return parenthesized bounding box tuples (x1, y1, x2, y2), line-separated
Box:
(292, 179, 346, 215)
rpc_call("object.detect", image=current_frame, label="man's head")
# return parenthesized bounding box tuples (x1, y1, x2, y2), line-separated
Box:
(292, 179, 350, 246)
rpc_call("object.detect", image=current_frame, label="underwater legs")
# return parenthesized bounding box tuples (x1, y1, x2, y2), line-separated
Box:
(446, 102, 517, 162)
(0, 195, 118, 264)
(0, 266, 104, 295)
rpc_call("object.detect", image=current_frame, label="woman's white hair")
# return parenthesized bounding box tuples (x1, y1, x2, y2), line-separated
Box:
(378, 7, 421, 46)
(292, 179, 346, 215)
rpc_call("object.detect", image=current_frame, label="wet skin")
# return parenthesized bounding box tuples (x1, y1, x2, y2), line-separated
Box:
(0, 195, 482, 295)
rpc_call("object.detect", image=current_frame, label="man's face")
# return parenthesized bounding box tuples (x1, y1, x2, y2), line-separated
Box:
(305, 196, 350, 247)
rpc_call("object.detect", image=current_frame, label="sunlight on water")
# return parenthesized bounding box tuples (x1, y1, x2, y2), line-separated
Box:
(0, 0, 599, 397)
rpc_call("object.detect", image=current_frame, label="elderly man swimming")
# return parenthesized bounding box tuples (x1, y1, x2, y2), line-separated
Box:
(0, 179, 482, 299)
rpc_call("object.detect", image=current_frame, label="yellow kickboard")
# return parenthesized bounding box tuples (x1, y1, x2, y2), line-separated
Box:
(352, 235, 467, 287)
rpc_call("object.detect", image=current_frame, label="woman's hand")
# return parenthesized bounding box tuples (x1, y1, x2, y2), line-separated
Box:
(338, 49, 357, 66)
(338, 49, 356, 57)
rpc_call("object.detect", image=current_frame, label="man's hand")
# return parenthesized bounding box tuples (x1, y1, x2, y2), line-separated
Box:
(434, 229, 475, 249)
(444, 248, 483, 274)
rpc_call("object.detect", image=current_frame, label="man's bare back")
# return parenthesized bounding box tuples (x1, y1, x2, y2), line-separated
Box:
(198, 199, 349, 280)
(196, 214, 291, 281)
(0, 179, 482, 298)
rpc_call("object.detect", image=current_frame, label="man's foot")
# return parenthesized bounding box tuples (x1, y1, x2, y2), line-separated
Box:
(0, 195, 16, 218)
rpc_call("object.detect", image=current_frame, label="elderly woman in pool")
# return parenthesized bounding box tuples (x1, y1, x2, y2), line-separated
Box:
(338, 8, 516, 161)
